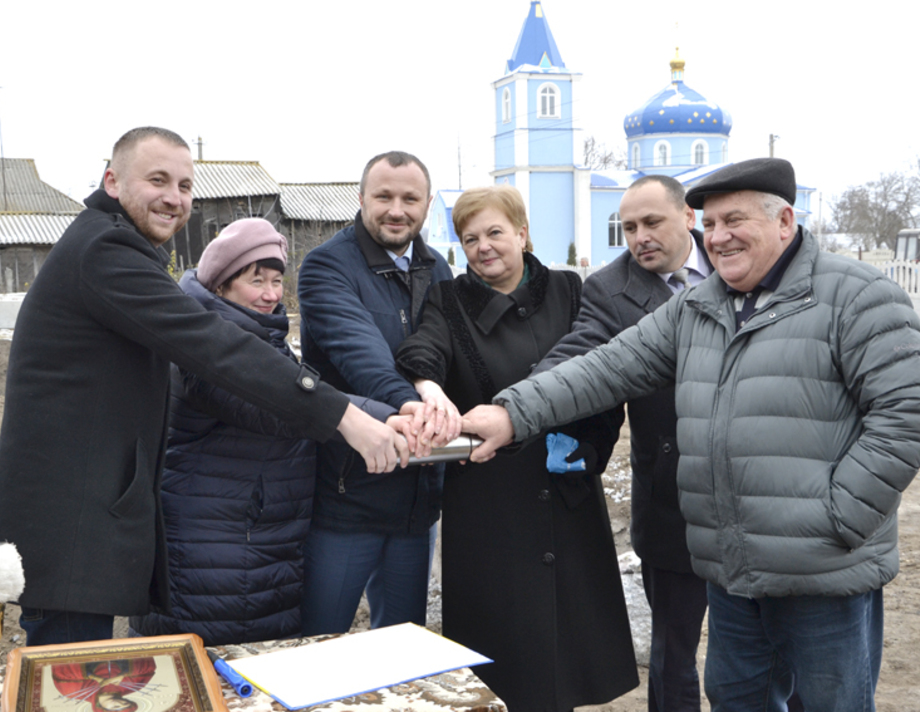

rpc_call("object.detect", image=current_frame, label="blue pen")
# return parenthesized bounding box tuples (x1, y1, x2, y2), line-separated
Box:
(207, 650, 253, 697)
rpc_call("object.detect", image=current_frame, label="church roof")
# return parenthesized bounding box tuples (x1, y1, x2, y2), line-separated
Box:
(507, 2, 565, 73)
(624, 51, 731, 138)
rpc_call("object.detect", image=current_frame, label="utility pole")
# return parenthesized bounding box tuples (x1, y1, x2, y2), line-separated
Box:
(196, 136, 204, 161)
(457, 137, 462, 190)
(769, 133, 779, 158)
(0, 87, 7, 212)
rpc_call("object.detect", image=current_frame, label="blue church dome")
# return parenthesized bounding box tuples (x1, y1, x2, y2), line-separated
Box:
(624, 51, 731, 138)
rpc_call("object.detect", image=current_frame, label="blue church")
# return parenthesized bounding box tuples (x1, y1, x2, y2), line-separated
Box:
(428, 1, 814, 268)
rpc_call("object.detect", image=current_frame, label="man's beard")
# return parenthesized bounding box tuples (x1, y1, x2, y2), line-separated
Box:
(372, 229, 415, 252)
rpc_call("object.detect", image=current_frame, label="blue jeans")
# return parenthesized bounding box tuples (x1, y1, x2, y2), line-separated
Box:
(19, 607, 114, 646)
(301, 524, 436, 635)
(705, 583, 883, 712)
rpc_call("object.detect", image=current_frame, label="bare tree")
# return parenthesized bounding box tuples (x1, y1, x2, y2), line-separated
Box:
(830, 169, 920, 250)
(583, 136, 627, 170)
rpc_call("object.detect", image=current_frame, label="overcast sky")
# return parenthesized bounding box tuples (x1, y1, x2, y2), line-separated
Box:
(2, 0, 916, 224)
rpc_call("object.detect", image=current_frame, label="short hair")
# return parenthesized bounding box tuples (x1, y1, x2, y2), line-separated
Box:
(761, 193, 792, 221)
(627, 174, 687, 211)
(111, 127, 189, 168)
(359, 151, 431, 197)
(452, 185, 533, 252)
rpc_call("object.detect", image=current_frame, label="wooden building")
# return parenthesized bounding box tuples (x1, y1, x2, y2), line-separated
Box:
(278, 182, 358, 270)
(0, 158, 82, 293)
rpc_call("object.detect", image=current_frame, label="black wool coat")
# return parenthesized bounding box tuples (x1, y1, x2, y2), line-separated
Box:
(538, 231, 708, 572)
(0, 191, 349, 617)
(396, 254, 638, 712)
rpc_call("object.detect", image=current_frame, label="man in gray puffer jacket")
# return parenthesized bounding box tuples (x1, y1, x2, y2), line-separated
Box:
(462, 158, 920, 712)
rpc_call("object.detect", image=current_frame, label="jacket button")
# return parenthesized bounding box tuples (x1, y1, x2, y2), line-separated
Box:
(517, 307, 527, 317)
(542, 553, 555, 565)
(662, 442, 672, 453)
(538, 489, 550, 501)
(301, 376, 315, 389)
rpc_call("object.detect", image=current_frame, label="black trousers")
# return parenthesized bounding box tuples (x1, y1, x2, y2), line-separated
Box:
(642, 564, 709, 712)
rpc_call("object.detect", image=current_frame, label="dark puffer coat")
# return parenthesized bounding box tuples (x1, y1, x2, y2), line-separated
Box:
(132, 272, 391, 645)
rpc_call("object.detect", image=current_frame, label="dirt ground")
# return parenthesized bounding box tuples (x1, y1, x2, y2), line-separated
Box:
(1, 333, 919, 709)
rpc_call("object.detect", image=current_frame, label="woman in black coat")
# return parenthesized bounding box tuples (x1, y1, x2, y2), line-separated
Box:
(132, 219, 397, 645)
(396, 187, 638, 711)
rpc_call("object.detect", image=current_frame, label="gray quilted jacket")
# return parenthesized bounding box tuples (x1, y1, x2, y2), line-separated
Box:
(497, 229, 920, 598)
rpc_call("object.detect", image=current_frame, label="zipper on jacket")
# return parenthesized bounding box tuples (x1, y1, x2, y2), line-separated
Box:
(399, 309, 410, 338)
(246, 528, 251, 542)
(338, 476, 346, 494)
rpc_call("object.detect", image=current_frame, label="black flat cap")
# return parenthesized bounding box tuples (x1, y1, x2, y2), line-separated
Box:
(685, 158, 796, 209)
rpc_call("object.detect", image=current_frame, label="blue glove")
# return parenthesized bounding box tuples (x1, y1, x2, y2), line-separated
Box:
(546, 432, 586, 473)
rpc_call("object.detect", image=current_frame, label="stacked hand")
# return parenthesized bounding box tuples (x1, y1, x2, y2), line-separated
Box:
(337, 403, 410, 473)
(398, 380, 463, 458)
(461, 404, 514, 462)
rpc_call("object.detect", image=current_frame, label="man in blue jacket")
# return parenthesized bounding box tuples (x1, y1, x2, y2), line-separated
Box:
(298, 151, 454, 634)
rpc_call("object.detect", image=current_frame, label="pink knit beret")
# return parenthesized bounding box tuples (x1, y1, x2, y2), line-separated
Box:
(197, 218, 288, 291)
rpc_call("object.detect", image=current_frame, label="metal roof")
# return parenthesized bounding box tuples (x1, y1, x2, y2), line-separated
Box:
(0, 159, 83, 214)
(280, 183, 359, 222)
(0, 213, 77, 245)
(192, 161, 281, 200)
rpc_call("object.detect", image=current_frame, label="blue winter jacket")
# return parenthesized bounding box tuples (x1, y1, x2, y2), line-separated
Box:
(132, 271, 394, 645)
(299, 213, 453, 534)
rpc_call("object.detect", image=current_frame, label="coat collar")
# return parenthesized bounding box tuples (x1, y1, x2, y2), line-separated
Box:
(456, 252, 549, 335)
(353, 210, 439, 273)
(687, 226, 816, 319)
(179, 269, 291, 345)
(620, 229, 709, 312)
(84, 189, 172, 267)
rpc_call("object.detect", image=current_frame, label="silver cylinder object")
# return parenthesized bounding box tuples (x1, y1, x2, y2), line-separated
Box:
(407, 435, 484, 464)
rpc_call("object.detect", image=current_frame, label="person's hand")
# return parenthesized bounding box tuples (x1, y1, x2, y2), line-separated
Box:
(337, 403, 410, 473)
(398, 403, 432, 458)
(461, 404, 514, 462)
(404, 380, 463, 452)
(386, 414, 418, 453)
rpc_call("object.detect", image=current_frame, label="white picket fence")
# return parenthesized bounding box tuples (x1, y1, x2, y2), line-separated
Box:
(881, 261, 920, 295)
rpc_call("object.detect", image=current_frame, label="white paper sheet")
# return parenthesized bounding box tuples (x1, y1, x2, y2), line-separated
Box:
(226, 623, 492, 709)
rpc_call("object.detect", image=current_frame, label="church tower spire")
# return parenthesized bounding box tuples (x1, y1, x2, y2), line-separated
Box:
(670, 47, 685, 83)
(506, 1, 566, 73)
(491, 2, 589, 266)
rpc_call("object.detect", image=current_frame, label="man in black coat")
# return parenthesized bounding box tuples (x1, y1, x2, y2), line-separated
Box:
(0, 127, 408, 646)
(538, 174, 711, 712)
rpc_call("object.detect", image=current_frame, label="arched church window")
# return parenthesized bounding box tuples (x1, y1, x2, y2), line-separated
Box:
(609, 212, 624, 247)
(692, 140, 707, 165)
(502, 88, 511, 123)
(654, 141, 671, 167)
(538, 83, 560, 118)
(631, 144, 641, 169)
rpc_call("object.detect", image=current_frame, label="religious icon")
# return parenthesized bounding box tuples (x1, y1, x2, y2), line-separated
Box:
(2, 635, 226, 712)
